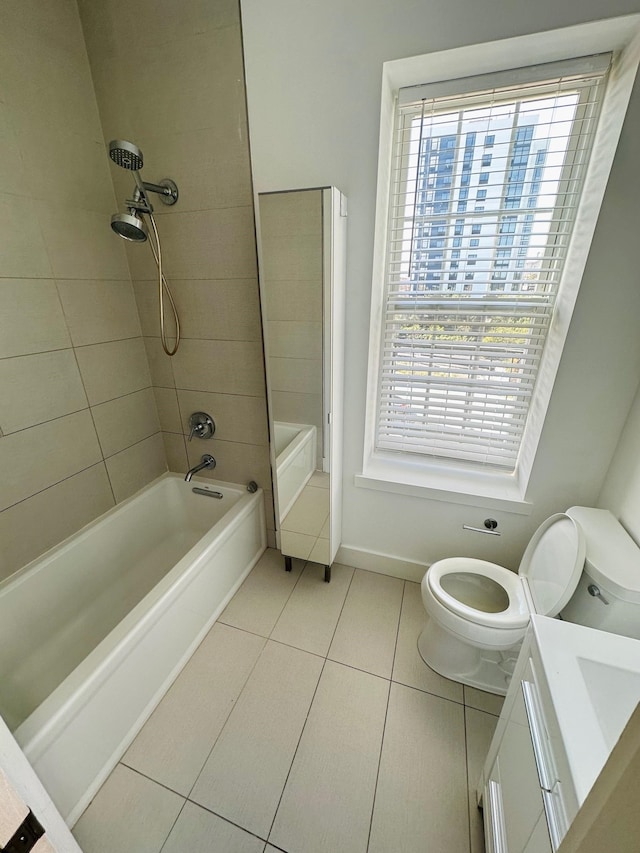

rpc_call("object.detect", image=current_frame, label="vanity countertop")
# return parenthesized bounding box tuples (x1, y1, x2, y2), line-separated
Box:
(531, 614, 640, 806)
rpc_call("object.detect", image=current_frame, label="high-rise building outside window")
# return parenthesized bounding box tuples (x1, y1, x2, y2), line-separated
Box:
(374, 56, 610, 470)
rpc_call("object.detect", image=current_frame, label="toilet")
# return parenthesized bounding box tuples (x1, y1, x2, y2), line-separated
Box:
(418, 506, 640, 695)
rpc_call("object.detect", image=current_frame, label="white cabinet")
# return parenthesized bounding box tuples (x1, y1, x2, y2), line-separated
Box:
(479, 636, 574, 853)
(480, 615, 640, 853)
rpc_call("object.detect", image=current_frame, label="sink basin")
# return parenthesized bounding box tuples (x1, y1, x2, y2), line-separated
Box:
(531, 615, 640, 805)
(577, 657, 640, 749)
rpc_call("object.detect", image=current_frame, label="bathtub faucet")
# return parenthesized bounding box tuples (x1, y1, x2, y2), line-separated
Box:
(185, 454, 216, 482)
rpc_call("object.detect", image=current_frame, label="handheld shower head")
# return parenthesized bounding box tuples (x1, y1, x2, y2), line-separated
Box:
(109, 139, 144, 171)
(111, 211, 148, 242)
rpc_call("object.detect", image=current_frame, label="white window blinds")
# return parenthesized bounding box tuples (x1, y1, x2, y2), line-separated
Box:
(376, 56, 610, 470)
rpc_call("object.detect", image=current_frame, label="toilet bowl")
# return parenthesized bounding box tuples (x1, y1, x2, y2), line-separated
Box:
(418, 513, 586, 695)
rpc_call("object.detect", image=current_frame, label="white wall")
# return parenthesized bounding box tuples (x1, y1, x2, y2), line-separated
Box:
(241, 0, 640, 578)
(599, 382, 640, 543)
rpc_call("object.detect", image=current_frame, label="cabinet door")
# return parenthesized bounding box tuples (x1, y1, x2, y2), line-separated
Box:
(484, 759, 508, 853)
(523, 811, 553, 853)
(498, 681, 546, 851)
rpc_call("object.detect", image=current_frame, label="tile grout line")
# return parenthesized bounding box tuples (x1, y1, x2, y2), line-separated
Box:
(264, 560, 357, 846)
(264, 655, 329, 846)
(156, 795, 189, 853)
(365, 579, 405, 852)
(183, 630, 270, 804)
(179, 569, 332, 811)
(181, 796, 270, 847)
(463, 702, 474, 853)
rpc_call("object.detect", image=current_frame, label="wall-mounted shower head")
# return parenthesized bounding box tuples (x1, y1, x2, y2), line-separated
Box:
(109, 139, 144, 171)
(111, 211, 148, 242)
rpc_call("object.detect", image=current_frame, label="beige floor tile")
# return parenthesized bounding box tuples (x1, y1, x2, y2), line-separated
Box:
(123, 623, 265, 795)
(270, 562, 354, 656)
(308, 536, 329, 565)
(368, 683, 469, 853)
(308, 470, 329, 488)
(328, 569, 403, 679)
(270, 661, 388, 853)
(393, 581, 464, 704)
(281, 486, 329, 537)
(73, 764, 183, 853)
(219, 548, 303, 637)
(162, 801, 263, 853)
(191, 641, 323, 838)
(466, 708, 499, 853)
(464, 685, 505, 717)
(280, 529, 315, 561)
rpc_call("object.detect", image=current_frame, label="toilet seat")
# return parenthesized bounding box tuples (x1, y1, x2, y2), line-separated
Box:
(428, 557, 530, 630)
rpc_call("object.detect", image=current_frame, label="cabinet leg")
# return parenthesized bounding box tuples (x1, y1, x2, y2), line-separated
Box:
(324, 564, 331, 583)
(284, 555, 292, 573)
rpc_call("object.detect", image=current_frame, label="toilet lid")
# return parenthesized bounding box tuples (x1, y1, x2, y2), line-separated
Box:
(519, 513, 586, 617)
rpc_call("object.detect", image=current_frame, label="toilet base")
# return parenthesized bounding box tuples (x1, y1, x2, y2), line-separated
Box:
(417, 616, 517, 696)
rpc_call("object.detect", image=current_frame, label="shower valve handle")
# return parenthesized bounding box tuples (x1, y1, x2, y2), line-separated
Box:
(188, 411, 215, 441)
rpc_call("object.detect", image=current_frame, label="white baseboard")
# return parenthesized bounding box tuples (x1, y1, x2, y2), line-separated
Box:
(335, 544, 428, 583)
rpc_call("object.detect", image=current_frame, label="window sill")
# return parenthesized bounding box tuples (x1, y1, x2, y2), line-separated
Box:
(357, 454, 533, 515)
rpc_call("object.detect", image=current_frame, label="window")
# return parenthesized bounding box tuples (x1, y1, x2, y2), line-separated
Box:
(372, 55, 610, 471)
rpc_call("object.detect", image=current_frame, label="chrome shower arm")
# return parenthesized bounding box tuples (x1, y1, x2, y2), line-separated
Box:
(131, 169, 178, 205)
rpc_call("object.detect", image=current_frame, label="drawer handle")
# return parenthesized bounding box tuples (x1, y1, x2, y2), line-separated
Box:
(542, 788, 567, 851)
(486, 780, 508, 853)
(522, 680, 557, 792)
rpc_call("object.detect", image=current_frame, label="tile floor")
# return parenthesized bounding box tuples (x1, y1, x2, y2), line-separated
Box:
(73, 549, 503, 853)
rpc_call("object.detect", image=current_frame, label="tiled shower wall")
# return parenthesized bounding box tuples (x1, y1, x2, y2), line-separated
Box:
(0, 1, 166, 582)
(77, 0, 274, 542)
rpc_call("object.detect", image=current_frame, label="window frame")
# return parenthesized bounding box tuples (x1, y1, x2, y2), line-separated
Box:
(360, 19, 640, 508)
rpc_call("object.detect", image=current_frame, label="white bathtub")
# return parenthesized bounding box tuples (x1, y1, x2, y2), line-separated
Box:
(0, 473, 265, 825)
(274, 421, 317, 522)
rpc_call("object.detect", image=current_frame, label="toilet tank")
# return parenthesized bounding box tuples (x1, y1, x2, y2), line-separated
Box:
(561, 506, 640, 639)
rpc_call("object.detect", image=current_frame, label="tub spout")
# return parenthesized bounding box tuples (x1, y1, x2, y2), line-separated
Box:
(185, 454, 216, 481)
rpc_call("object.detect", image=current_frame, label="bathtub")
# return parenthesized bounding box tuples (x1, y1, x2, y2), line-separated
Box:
(274, 421, 317, 522)
(0, 473, 265, 825)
